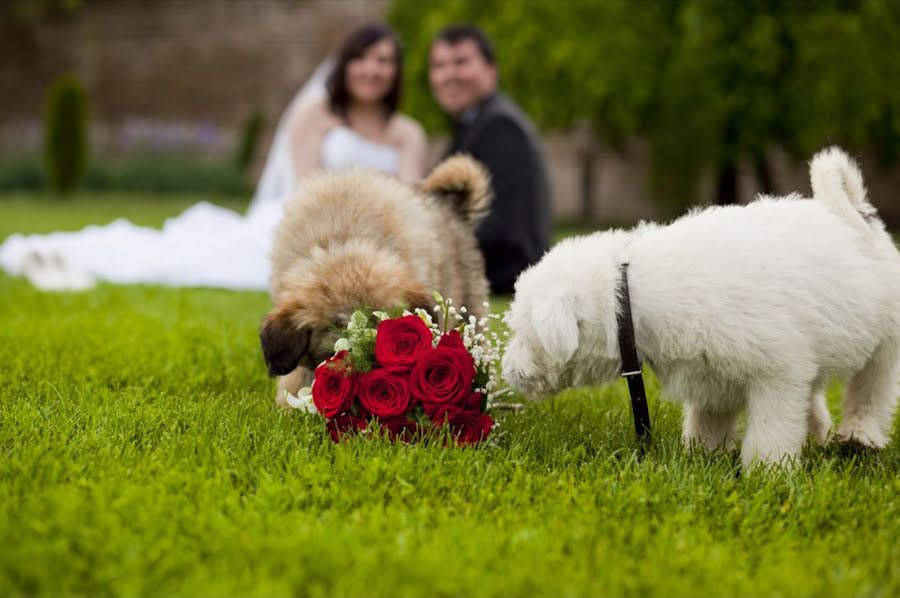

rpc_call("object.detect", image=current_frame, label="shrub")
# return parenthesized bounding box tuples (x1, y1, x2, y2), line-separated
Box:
(44, 74, 89, 194)
(84, 153, 252, 196)
(234, 110, 265, 172)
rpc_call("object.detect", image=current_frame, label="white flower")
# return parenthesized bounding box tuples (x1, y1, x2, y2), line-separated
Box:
(372, 311, 390, 321)
(333, 337, 351, 352)
(414, 308, 435, 327)
(349, 311, 369, 331)
(285, 386, 317, 413)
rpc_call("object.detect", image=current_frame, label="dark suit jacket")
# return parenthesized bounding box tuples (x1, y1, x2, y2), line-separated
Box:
(447, 93, 552, 294)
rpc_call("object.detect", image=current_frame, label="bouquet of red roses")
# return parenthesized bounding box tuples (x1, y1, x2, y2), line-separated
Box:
(285, 295, 505, 445)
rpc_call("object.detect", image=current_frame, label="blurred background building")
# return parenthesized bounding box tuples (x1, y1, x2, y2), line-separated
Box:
(1, 0, 898, 226)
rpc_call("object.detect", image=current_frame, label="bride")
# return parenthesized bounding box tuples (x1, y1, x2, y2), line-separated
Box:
(0, 24, 427, 291)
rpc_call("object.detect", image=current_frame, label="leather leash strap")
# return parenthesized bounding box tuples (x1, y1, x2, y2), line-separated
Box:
(616, 263, 652, 442)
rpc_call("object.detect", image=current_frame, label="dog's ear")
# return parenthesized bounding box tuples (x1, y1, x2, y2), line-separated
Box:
(531, 294, 579, 364)
(259, 305, 311, 376)
(404, 284, 434, 314)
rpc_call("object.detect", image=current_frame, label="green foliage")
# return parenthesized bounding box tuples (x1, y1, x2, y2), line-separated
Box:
(389, 0, 673, 137)
(346, 311, 378, 373)
(234, 110, 265, 172)
(43, 74, 89, 194)
(389, 0, 900, 207)
(784, 1, 900, 162)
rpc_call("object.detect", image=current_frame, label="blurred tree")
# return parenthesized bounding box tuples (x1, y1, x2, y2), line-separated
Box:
(390, 0, 672, 139)
(389, 0, 900, 210)
(44, 74, 89, 194)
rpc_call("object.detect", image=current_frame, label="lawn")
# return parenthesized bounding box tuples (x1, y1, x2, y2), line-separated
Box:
(1, 194, 898, 597)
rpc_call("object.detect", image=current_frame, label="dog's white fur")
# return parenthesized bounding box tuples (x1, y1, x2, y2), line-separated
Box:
(503, 147, 900, 468)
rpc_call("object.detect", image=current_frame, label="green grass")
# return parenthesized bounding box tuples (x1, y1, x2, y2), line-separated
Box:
(1, 194, 899, 597)
(0, 192, 249, 235)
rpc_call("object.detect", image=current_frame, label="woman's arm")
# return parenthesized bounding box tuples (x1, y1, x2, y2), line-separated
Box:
(288, 98, 330, 180)
(394, 116, 428, 183)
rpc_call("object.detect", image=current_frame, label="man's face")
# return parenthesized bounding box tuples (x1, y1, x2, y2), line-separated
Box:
(429, 39, 498, 117)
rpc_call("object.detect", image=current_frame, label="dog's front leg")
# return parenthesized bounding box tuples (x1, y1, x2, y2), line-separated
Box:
(275, 366, 315, 408)
(682, 405, 739, 452)
(741, 379, 811, 468)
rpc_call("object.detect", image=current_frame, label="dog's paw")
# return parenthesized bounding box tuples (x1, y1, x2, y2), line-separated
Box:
(833, 425, 888, 451)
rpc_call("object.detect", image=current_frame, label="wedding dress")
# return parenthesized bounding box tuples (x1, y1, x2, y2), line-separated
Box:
(0, 62, 400, 292)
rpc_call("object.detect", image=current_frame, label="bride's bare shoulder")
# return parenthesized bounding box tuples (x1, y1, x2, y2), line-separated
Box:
(289, 96, 339, 133)
(387, 113, 427, 147)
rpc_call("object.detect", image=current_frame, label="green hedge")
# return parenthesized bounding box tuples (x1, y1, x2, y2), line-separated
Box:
(0, 153, 252, 197)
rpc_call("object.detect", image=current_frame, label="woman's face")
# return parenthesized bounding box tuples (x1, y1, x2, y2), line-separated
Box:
(345, 37, 397, 105)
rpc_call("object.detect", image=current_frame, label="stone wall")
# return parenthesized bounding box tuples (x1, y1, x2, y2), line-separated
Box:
(0, 0, 389, 156)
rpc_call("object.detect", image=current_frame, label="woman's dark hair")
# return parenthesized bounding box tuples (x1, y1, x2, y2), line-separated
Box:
(326, 24, 403, 118)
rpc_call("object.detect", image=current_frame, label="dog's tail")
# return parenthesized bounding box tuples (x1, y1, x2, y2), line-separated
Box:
(810, 146, 882, 235)
(421, 155, 493, 225)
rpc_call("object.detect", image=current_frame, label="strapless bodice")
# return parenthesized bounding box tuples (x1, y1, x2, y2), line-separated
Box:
(320, 126, 399, 174)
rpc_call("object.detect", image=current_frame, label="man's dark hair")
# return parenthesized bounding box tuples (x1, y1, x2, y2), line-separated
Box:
(432, 24, 496, 64)
(326, 23, 403, 118)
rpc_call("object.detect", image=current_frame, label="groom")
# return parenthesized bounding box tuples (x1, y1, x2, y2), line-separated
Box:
(429, 25, 551, 294)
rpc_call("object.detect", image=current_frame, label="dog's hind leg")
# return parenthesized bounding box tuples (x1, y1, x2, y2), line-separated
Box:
(837, 340, 900, 449)
(742, 378, 812, 468)
(808, 390, 832, 445)
(682, 404, 739, 451)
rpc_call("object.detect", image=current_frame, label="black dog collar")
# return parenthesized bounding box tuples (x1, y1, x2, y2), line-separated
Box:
(616, 262, 652, 442)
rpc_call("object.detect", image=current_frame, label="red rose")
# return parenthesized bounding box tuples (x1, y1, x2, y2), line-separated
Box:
(312, 351, 355, 418)
(409, 346, 476, 407)
(374, 315, 434, 374)
(464, 391, 483, 411)
(357, 369, 411, 418)
(437, 330, 466, 352)
(424, 391, 483, 419)
(327, 414, 367, 442)
(430, 405, 494, 444)
(376, 416, 421, 442)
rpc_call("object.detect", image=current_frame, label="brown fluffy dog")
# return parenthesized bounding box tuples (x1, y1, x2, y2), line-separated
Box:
(260, 156, 492, 405)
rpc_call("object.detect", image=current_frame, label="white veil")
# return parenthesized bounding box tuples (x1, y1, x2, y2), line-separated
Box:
(247, 58, 334, 218)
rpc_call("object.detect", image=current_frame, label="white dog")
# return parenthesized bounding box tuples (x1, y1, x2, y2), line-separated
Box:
(503, 147, 900, 468)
